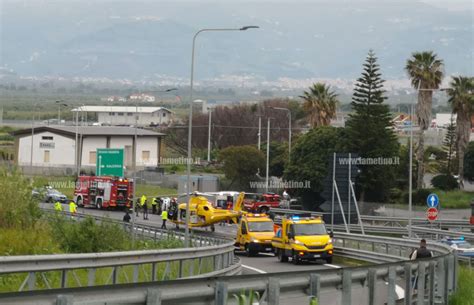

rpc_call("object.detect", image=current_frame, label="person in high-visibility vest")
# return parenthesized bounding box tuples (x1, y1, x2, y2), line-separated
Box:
(69, 200, 77, 215)
(140, 195, 148, 220)
(161, 209, 168, 229)
(54, 201, 63, 212)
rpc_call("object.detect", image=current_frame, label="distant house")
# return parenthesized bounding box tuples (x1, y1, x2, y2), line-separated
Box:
(128, 93, 156, 102)
(106, 96, 126, 102)
(11, 126, 165, 174)
(72, 106, 173, 126)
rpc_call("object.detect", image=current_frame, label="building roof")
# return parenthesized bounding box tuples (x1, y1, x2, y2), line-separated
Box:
(12, 126, 165, 137)
(71, 106, 172, 114)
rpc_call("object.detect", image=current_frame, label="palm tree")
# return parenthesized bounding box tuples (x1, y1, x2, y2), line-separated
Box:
(405, 51, 444, 189)
(447, 76, 474, 188)
(300, 83, 338, 127)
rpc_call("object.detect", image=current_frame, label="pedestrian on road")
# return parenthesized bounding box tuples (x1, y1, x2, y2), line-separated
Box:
(151, 197, 158, 214)
(123, 209, 131, 232)
(161, 209, 168, 229)
(69, 200, 77, 218)
(410, 239, 433, 260)
(135, 198, 140, 217)
(140, 195, 148, 220)
(54, 201, 63, 212)
(410, 239, 433, 292)
(123, 210, 131, 223)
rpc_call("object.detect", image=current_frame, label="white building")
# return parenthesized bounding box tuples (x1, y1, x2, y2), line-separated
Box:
(12, 126, 165, 175)
(72, 106, 172, 126)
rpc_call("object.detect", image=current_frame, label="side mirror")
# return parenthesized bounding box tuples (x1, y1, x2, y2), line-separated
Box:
(287, 232, 294, 239)
(328, 230, 334, 238)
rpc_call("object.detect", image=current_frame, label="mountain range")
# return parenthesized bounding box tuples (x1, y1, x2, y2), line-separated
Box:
(0, 0, 472, 82)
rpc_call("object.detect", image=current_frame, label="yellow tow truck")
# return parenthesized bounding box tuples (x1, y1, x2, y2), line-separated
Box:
(235, 213, 275, 256)
(272, 213, 334, 264)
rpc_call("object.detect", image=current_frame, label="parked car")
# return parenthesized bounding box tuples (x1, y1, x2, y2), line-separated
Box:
(32, 186, 67, 203)
(440, 238, 474, 257)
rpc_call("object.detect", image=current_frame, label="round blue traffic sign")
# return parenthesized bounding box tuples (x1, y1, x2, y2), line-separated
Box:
(426, 193, 439, 208)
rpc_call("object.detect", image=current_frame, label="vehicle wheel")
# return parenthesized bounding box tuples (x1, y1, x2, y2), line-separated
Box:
(292, 252, 300, 265)
(325, 257, 333, 264)
(96, 199, 103, 210)
(277, 249, 288, 262)
(258, 206, 269, 214)
(76, 198, 83, 207)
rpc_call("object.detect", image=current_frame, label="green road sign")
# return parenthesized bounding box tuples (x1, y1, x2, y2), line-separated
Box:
(96, 148, 124, 177)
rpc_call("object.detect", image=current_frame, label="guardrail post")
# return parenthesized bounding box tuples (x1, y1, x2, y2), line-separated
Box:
(309, 273, 321, 300)
(342, 269, 352, 305)
(388, 266, 396, 305)
(27, 272, 36, 291)
(178, 260, 183, 278)
(404, 263, 412, 305)
(435, 258, 445, 301)
(87, 268, 96, 286)
(61, 269, 67, 288)
(56, 295, 73, 305)
(417, 262, 426, 305)
(268, 277, 280, 305)
(453, 252, 458, 292)
(133, 265, 139, 283)
(428, 261, 435, 305)
(146, 288, 162, 305)
(447, 255, 454, 293)
(215, 281, 228, 305)
(367, 269, 376, 305)
(152, 263, 157, 281)
(112, 266, 118, 284)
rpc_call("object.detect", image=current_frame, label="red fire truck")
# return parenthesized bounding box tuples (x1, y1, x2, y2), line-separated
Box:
(74, 176, 133, 209)
(243, 193, 281, 214)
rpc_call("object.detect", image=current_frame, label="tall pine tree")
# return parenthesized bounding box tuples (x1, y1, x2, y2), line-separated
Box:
(346, 50, 399, 202)
(442, 117, 457, 175)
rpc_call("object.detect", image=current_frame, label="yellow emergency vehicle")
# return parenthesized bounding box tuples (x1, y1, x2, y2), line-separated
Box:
(235, 213, 274, 256)
(272, 213, 334, 264)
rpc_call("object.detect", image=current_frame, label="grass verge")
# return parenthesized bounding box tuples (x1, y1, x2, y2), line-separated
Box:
(449, 266, 474, 305)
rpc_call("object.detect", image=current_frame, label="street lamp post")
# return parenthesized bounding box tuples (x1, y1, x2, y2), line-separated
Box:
(270, 107, 291, 162)
(185, 26, 259, 247)
(56, 100, 67, 124)
(30, 103, 40, 174)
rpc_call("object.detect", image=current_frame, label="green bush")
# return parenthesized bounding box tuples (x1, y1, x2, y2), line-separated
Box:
(0, 168, 41, 229)
(403, 188, 434, 206)
(431, 174, 459, 191)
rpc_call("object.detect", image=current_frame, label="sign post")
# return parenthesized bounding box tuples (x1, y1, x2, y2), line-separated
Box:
(426, 193, 439, 223)
(96, 148, 124, 177)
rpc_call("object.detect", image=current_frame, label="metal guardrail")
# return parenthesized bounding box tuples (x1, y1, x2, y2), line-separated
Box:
(0, 233, 457, 305)
(0, 210, 239, 292)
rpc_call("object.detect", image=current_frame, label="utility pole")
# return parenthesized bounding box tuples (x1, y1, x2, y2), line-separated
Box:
(207, 108, 212, 162)
(265, 117, 272, 193)
(257, 115, 262, 150)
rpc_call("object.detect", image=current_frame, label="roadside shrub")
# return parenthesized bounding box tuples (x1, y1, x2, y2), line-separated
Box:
(48, 215, 131, 253)
(0, 223, 60, 255)
(431, 174, 458, 191)
(403, 188, 433, 206)
(0, 168, 41, 229)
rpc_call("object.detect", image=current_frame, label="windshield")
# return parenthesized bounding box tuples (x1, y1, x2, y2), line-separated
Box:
(248, 221, 274, 232)
(294, 223, 327, 236)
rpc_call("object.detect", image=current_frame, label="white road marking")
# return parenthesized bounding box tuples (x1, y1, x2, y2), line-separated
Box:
(242, 265, 267, 274)
(323, 264, 341, 268)
(259, 253, 275, 257)
(384, 282, 405, 299)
